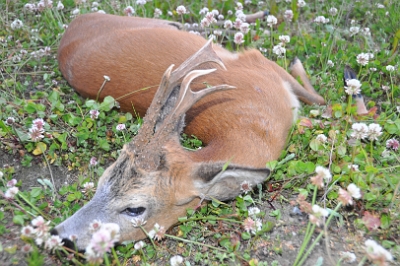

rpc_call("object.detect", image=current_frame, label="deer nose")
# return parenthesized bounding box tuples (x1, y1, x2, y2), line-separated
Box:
(50, 228, 79, 251)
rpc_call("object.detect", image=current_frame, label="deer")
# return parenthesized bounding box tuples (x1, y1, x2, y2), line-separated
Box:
(52, 13, 326, 250)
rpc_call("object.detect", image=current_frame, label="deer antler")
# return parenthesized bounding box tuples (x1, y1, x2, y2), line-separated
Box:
(132, 39, 225, 148)
(131, 39, 235, 170)
(173, 68, 234, 116)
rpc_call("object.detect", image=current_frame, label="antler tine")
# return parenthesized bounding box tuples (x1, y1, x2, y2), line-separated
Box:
(170, 38, 226, 84)
(173, 68, 235, 116)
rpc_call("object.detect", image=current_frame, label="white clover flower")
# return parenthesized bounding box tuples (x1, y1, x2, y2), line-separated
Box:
(154, 8, 162, 18)
(29, 126, 44, 142)
(44, 235, 63, 251)
(240, 22, 250, 34)
(24, 3, 36, 12)
(248, 207, 261, 216)
(199, 7, 209, 15)
(240, 180, 252, 194)
(148, 229, 156, 239)
(86, 222, 120, 260)
(284, 10, 294, 21)
(32, 118, 45, 130)
(5, 117, 15, 125)
(204, 12, 217, 25)
(254, 218, 262, 232)
(124, 6, 135, 16)
(386, 65, 395, 72)
(234, 32, 244, 45)
(327, 60, 334, 67)
(233, 18, 243, 29)
(297, 0, 307, 7)
(5, 187, 19, 199)
(213, 30, 222, 36)
(136, 0, 146, 5)
(356, 53, 370, 66)
(367, 123, 382, 141)
(312, 205, 329, 217)
(21, 244, 33, 253)
(266, 15, 277, 27)
(71, 8, 80, 15)
(89, 157, 98, 166)
(279, 35, 290, 44)
(314, 16, 328, 24)
(329, 7, 338, 16)
(348, 164, 359, 171)
(176, 5, 186, 15)
(344, 79, 361, 95)
(21, 225, 36, 237)
(224, 20, 233, 29)
(273, 44, 286, 57)
(364, 239, 393, 263)
(131, 217, 147, 227)
(116, 124, 126, 131)
(351, 123, 369, 140)
(56, 1, 64, 10)
(376, 3, 385, 9)
(316, 134, 327, 143)
(386, 138, 399, 151)
(200, 18, 210, 28)
(170, 255, 184, 266)
(91, 229, 114, 254)
(362, 27, 371, 36)
(89, 220, 102, 233)
(235, 10, 246, 21)
(349, 26, 360, 36)
(11, 19, 24, 30)
(89, 109, 99, 119)
(315, 166, 332, 183)
(83, 182, 95, 191)
(347, 183, 361, 199)
(31, 216, 50, 237)
(339, 251, 357, 263)
(134, 241, 145, 250)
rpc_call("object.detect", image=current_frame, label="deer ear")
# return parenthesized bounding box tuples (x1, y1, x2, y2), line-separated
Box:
(193, 163, 270, 201)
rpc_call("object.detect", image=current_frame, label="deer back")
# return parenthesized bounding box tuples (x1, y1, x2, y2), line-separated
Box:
(58, 13, 308, 166)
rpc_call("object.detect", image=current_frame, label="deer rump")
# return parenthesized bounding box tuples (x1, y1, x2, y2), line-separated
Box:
(54, 13, 324, 250)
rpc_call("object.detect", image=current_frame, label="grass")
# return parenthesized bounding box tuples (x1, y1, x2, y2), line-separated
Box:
(0, 0, 399, 265)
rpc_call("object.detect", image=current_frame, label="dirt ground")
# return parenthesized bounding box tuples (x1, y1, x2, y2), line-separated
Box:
(0, 148, 368, 266)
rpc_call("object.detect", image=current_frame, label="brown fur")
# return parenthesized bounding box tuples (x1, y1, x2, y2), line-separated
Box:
(58, 13, 324, 167)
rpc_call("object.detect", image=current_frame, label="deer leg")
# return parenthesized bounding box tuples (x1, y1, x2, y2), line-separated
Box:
(285, 58, 325, 105)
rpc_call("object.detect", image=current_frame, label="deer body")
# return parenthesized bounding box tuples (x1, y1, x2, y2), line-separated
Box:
(54, 13, 325, 250)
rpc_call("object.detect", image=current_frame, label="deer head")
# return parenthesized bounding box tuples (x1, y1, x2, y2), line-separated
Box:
(53, 39, 271, 250)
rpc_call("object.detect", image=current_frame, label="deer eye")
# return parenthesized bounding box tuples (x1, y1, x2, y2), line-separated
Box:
(124, 207, 146, 217)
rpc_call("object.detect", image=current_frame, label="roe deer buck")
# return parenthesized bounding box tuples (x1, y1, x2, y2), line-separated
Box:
(53, 13, 325, 250)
